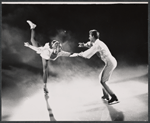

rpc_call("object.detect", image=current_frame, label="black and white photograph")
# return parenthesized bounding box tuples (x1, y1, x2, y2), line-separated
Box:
(1, 2, 148, 121)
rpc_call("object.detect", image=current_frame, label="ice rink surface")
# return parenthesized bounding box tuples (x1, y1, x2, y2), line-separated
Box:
(2, 65, 148, 121)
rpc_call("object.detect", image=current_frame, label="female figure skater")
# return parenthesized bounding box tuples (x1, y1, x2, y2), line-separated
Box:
(70, 29, 119, 105)
(24, 20, 72, 94)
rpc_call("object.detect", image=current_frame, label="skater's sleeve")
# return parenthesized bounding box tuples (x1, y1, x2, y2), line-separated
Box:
(78, 44, 98, 59)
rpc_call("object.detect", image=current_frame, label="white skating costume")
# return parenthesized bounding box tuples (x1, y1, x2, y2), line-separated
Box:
(29, 43, 70, 60)
(79, 39, 117, 82)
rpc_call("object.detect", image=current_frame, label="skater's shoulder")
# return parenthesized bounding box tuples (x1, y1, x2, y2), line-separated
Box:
(44, 43, 50, 47)
(96, 39, 107, 46)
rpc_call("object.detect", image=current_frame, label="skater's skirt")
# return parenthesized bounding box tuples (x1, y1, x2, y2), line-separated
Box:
(99, 55, 117, 82)
(40, 49, 51, 60)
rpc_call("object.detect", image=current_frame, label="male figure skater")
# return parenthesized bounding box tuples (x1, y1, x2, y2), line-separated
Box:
(70, 29, 119, 104)
(25, 20, 72, 94)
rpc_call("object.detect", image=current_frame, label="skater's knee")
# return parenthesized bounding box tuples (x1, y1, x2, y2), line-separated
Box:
(100, 81, 104, 85)
(43, 68, 48, 74)
(100, 81, 106, 86)
(43, 69, 46, 74)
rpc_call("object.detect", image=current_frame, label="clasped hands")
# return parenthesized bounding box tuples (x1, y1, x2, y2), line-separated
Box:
(70, 42, 84, 57)
(70, 53, 79, 57)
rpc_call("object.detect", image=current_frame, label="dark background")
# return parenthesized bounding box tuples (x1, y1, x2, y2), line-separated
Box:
(2, 4, 148, 65)
(2, 3, 148, 89)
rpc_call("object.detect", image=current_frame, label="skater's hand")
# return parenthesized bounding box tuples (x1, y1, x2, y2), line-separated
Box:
(70, 53, 79, 57)
(78, 42, 85, 47)
(24, 42, 30, 47)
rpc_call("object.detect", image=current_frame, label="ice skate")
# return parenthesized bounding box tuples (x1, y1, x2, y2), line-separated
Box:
(27, 20, 36, 29)
(108, 95, 119, 105)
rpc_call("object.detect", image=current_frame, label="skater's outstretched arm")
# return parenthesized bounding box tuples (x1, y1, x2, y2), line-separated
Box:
(70, 44, 98, 59)
(69, 53, 79, 57)
(78, 44, 98, 59)
(59, 50, 73, 57)
(50, 50, 73, 61)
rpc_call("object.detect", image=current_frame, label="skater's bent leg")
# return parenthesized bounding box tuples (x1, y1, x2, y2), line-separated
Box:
(102, 88, 109, 97)
(100, 64, 119, 104)
(101, 88, 109, 100)
(100, 66, 116, 97)
(101, 81, 119, 104)
(99, 70, 113, 97)
(101, 81, 114, 96)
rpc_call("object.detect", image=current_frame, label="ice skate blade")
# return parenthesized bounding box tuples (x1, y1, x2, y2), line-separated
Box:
(108, 100, 120, 105)
(102, 98, 109, 101)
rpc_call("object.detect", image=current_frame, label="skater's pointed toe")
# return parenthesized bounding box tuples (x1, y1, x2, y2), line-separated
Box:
(27, 20, 36, 29)
(26, 20, 30, 23)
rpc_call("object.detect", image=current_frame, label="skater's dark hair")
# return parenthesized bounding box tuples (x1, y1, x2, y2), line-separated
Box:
(89, 29, 100, 39)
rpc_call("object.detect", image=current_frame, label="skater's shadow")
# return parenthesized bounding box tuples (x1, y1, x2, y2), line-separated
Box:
(44, 93, 56, 121)
(106, 104, 124, 121)
(103, 100, 124, 121)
